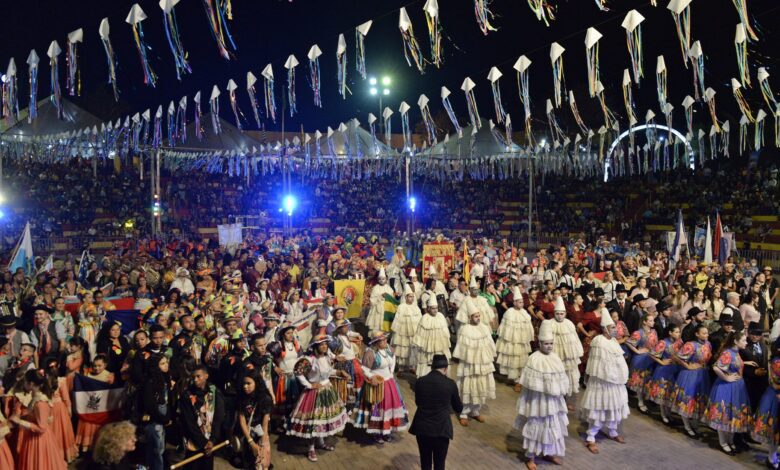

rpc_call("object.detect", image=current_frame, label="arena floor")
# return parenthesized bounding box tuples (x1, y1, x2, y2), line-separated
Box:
(208, 364, 767, 470)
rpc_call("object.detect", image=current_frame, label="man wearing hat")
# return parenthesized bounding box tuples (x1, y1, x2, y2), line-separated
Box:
(171, 267, 195, 297)
(205, 314, 241, 368)
(709, 315, 734, 354)
(652, 301, 674, 339)
(412, 297, 452, 378)
(581, 311, 630, 454)
(741, 322, 769, 413)
(625, 294, 648, 334)
(367, 267, 394, 333)
(409, 353, 463, 470)
(453, 305, 497, 426)
(606, 284, 631, 322)
(681, 307, 707, 343)
(29, 307, 66, 363)
(515, 320, 569, 469)
(0, 315, 29, 358)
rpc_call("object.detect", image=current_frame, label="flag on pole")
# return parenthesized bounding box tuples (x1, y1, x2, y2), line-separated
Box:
(77, 249, 91, 283)
(713, 212, 727, 264)
(462, 240, 470, 285)
(670, 209, 687, 264)
(8, 222, 33, 274)
(382, 293, 400, 332)
(73, 373, 123, 425)
(703, 217, 713, 264)
(37, 254, 54, 275)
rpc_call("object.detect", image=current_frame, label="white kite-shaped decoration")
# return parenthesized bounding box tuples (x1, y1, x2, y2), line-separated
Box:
(569, 90, 590, 136)
(622, 69, 637, 126)
(739, 114, 750, 153)
(152, 105, 164, 150)
(755, 109, 767, 150)
(399, 8, 425, 73)
(355, 20, 372, 79)
(704, 87, 721, 132)
(336, 34, 349, 99)
(585, 28, 602, 97)
(734, 23, 750, 88)
(246, 72, 262, 128)
(66, 28, 83, 96)
(261, 64, 276, 123)
(285, 55, 299, 116)
(47, 41, 63, 119)
(513, 55, 534, 145)
(550, 42, 565, 108)
(307, 45, 323, 108)
(382, 107, 394, 147)
(656, 55, 667, 109)
(487, 67, 506, 124)
(176, 95, 187, 143)
(774, 107, 780, 148)
(732, 78, 755, 122)
(418, 94, 437, 145)
(209, 85, 222, 134)
(528, 0, 556, 26)
(423, 0, 444, 67)
(98, 19, 120, 102)
(667, 0, 692, 65)
(226, 79, 244, 130)
(126, 4, 157, 87)
(2, 58, 18, 122)
(441, 86, 462, 138)
(663, 101, 675, 135)
(27, 49, 40, 122)
(758, 68, 778, 110)
(689, 41, 705, 100)
(682, 95, 695, 135)
(160, 0, 192, 80)
(721, 120, 732, 156)
(621, 10, 645, 84)
(399, 101, 412, 150)
(461, 77, 481, 129)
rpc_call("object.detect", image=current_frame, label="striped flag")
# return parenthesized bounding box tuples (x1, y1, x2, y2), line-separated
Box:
(8, 222, 33, 274)
(73, 373, 123, 425)
(382, 293, 400, 332)
(713, 212, 727, 264)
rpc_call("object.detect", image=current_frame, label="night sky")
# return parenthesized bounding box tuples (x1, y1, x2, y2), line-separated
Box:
(2, 0, 779, 136)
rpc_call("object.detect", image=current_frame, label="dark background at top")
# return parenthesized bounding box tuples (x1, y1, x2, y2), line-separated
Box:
(3, 0, 779, 135)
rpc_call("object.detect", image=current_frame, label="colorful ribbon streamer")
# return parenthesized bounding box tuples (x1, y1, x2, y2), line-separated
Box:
(689, 41, 705, 100)
(461, 77, 481, 129)
(441, 86, 462, 138)
(99, 19, 119, 102)
(514, 56, 533, 146)
(731, 0, 758, 41)
(127, 7, 157, 87)
(585, 28, 601, 98)
(568, 91, 590, 136)
(732, 79, 755, 122)
(734, 24, 750, 88)
(66, 29, 82, 96)
(622, 70, 637, 126)
(262, 65, 276, 123)
(176, 96, 187, 144)
(336, 34, 349, 99)
(209, 86, 222, 134)
(418, 95, 437, 145)
(48, 41, 63, 119)
(739, 115, 749, 153)
(194, 91, 204, 140)
(622, 10, 644, 84)
(153, 106, 163, 150)
(202, 0, 237, 59)
(284, 55, 299, 116)
(550, 43, 565, 108)
(27, 50, 39, 123)
(527, 0, 556, 26)
(668, 0, 691, 66)
(2, 59, 19, 123)
(227, 80, 244, 130)
(474, 0, 497, 35)
(656, 56, 667, 109)
(424, 0, 444, 68)
(399, 8, 425, 74)
(487, 67, 506, 124)
(758, 68, 779, 110)
(167, 102, 176, 146)
(307, 45, 323, 108)
(355, 21, 371, 80)
(162, 2, 192, 80)
(400, 102, 412, 150)
(247, 72, 262, 128)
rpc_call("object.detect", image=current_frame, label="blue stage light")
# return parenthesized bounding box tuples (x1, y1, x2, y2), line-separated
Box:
(408, 197, 417, 213)
(283, 195, 297, 216)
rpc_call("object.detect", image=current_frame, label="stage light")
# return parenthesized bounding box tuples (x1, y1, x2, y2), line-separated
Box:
(382, 76, 391, 86)
(283, 195, 297, 216)
(369, 77, 377, 85)
(0, 192, 6, 204)
(0, 210, 5, 220)
(383, 88, 390, 96)
(409, 197, 417, 213)
(370, 87, 378, 96)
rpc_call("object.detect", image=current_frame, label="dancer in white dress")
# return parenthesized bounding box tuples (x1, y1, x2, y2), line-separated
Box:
(453, 307, 496, 426)
(455, 277, 496, 333)
(514, 320, 569, 469)
(580, 310, 630, 454)
(412, 296, 451, 377)
(543, 297, 583, 405)
(391, 284, 423, 372)
(367, 267, 394, 332)
(496, 287, 534, 391)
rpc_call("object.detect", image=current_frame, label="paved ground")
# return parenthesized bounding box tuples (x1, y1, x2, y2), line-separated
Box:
(202, 366, 769, 470)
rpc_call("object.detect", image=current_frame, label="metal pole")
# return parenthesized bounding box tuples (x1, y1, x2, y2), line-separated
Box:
(405, 154, 411, 237)
(156, 149, 161, 235)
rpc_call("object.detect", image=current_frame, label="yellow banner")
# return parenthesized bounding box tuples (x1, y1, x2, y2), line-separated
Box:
(334, 279, 366, 319)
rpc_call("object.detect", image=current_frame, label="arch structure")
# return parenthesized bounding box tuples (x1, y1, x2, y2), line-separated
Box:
(604, 124, 695, 182)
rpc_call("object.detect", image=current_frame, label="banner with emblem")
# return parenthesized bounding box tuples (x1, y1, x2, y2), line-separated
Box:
(334, 279, 366, 319)
(382, 294, 400, 332)
(73, 373, 124, 425)
(422, 242, 455, 281)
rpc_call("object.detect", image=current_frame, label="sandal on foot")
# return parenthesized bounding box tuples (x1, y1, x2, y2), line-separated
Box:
(459, 418, 469, 427)
(307, 450, 318, 462)
(472, 415, 485, 423)
(543, 455, 563, 465)
(585, 442, 599, 454)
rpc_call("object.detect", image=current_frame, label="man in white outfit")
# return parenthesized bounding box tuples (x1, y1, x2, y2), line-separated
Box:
(455, 277, 496, 333)
(366, 267, 394, 332)
(170, 267, 195, 297)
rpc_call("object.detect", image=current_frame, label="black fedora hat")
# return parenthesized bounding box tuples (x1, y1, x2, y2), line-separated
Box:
(430, 354, 449, 369)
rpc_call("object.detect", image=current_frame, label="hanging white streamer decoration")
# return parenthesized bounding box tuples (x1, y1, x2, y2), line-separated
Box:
(487, 66, 506, 124)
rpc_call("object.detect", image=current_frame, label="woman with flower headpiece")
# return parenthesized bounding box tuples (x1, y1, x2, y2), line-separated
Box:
(289, 334, 349, 462)
(96, 321, 130, 375)
(10, 368, 67, 469)
(77, 290, 99, 358)
(353, 331, 409, 445)
(270, 324, 302, 431)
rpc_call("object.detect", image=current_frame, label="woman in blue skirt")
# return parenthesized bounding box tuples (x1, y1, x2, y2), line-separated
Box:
(645, 324, 682, 424)
(626, 313, 659, 413)
(671, 324, 712, 438)
(752, 338, 780, 469)
(703, 331, 752, 455)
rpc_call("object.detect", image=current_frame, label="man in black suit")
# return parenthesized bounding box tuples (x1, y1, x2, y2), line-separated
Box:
(409, 354, 463, 470)
(741, 322, 769, 412)
(625, 294, 647, 334)
(606, 284, 631, 321)
(652, 301, 673, 339)
(709, 315, 734, 354)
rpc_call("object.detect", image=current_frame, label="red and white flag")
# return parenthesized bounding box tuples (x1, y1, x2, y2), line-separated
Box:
(73, 374, 123, 425)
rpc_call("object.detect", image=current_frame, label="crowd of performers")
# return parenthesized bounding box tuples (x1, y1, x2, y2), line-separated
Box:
(0, 236, 777, 469)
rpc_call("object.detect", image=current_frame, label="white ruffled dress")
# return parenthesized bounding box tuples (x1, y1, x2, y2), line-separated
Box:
(453, 323, 497, 405)
(579, 335, 630, 426)
(391, 303, 423, 367)
(546, 319, 584, 395)
(412, 313, 452, 377)
(496, 308, 534, 380)
(514, 351, 570, 457)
